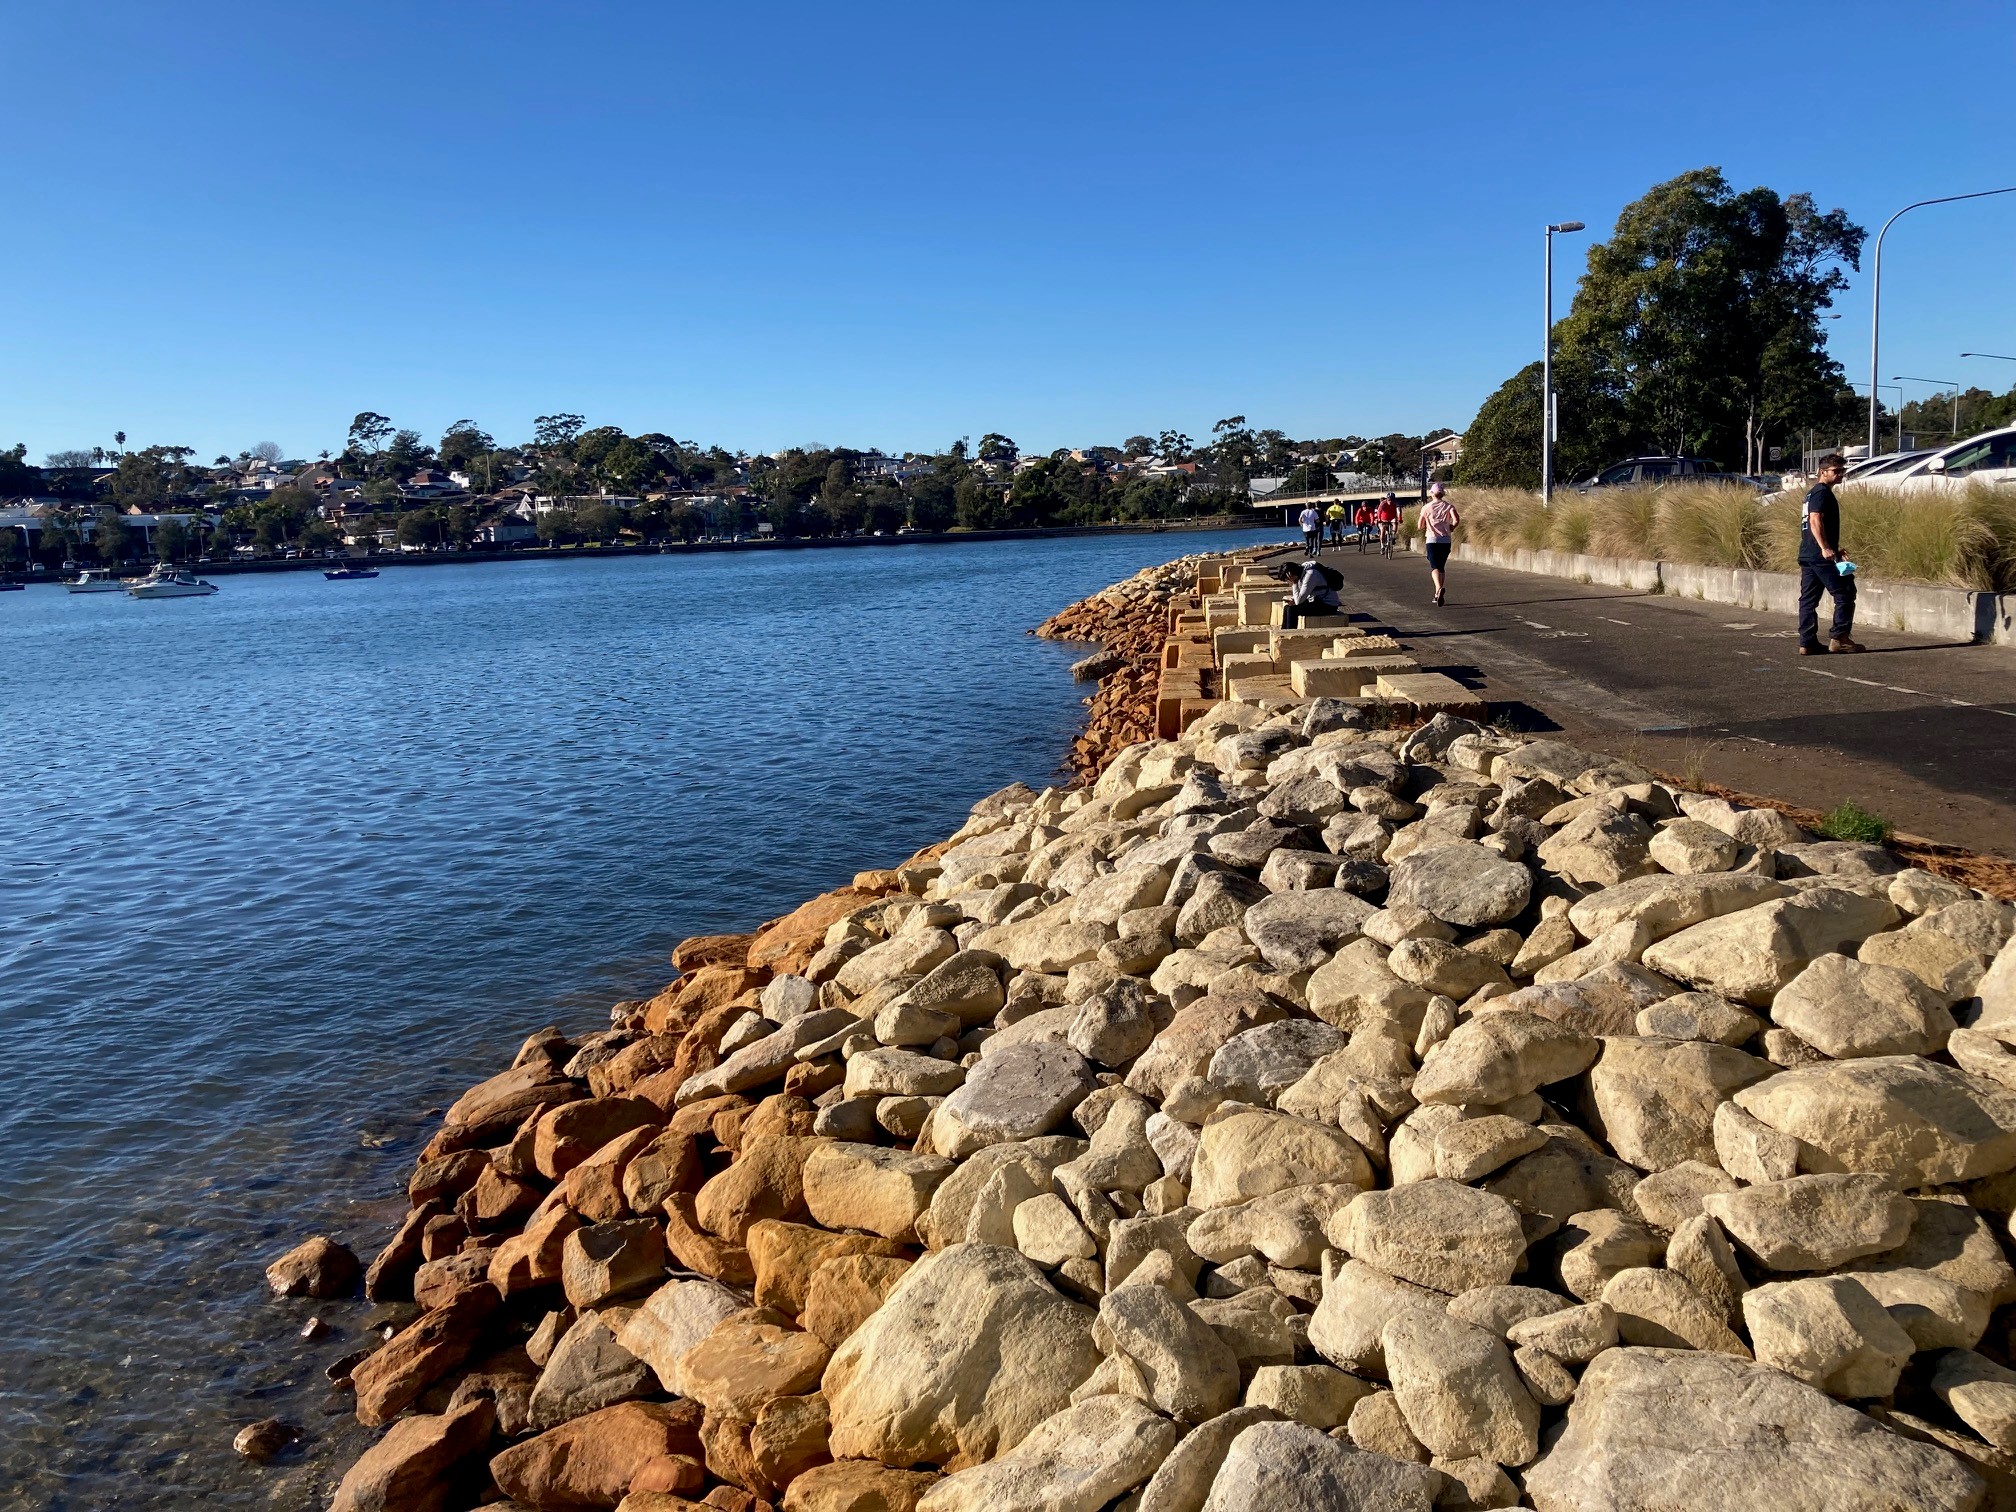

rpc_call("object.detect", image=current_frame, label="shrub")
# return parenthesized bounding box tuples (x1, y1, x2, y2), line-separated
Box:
(1815, 800, 1892, 844)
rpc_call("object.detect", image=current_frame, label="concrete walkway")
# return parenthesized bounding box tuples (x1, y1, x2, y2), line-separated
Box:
(1275, 540, 2016, 857)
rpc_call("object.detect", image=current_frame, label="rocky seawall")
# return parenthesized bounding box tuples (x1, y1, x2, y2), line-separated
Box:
(269, 553, 2016, 1512)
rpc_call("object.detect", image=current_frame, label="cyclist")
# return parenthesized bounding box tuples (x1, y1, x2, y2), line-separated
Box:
(1324, 501, 1347, 548)
(1375, 492, 1401, 558)
(1351, 499, 1374, 552)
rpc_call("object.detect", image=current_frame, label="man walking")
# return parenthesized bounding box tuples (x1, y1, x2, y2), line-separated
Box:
(1798, 454, 1863, 655)
(1298, 503, 1322, 558)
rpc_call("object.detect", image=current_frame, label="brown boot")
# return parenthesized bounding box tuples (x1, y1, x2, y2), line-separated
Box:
(1829, 637, 1866, 653)
(1797, 643, 1829, 656)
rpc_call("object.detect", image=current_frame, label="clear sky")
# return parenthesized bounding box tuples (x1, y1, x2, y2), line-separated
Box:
(6, 0, 2013, 463)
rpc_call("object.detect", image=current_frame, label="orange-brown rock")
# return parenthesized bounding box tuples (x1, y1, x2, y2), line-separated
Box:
(698, 1492, 778, 1512)
(621, 1130, 703, 1216)
(740, 1095, 820, 1146)
(533, 1097, 663, 1181)
(443, 1061, 582, 1146)
(674, 933, 759, 974)
(663, 1192, 757, 1285)
(352, 1283, 501, 1427)
(419, 1214, 467, 1262)
(408, 1148, 491, 1206)
(488, 1202, 582, 1297)
(612, 1495, 713, 1512)
(663, 1094, 751, 1139)
(746, 1223, 907, 1320)
(463, 1164, 543, 1229)
(490, 1398, 704, 1509)
(851, 870, 902, 893)
(680, 1316, 832, 1421)
(665, 1003, 760, 1092)
(644, 965, 770, 1035)
(445, 1343, 538, 1437)
(783, 1059, 845, 1100)
(594, 1034, 685, 1096)
(412, 1246, 498, 1310)
(694, 1137, 821, 1244)
(493, 1109, 547, 1180)
(630, 1453, 707, 1496)
(778, 1460, 939, 1512)
(565, 1124, 663, 1222)
(800, 1255, 912, 1351)
(702, 1411, 767, 1496)
(366, 1204, 438, 1302)
(266, 1235, 361, 1299)
(329, 1396, 495, 1512)
(747, 891, 883, 976)
(751, 1393, 832, 1496)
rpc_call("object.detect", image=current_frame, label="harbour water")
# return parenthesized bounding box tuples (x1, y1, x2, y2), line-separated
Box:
(0, 531, 1258, 1510)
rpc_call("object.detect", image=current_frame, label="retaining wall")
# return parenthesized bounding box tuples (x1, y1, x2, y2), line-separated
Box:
(1452, 541, 2016, 646)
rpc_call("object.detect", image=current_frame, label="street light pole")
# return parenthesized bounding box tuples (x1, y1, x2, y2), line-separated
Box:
(1892, 376, 1962, 441)
(1542, 220, 1585, 505)
(1867, 186, 2016, 460)
(1961, 352, 2016, 363)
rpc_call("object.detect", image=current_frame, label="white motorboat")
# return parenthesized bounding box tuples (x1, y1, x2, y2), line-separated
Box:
(126, 565, 219, 598)
(64, 570, 127, 593)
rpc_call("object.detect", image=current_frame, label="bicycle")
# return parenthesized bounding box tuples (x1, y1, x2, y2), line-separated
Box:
(1379, 520, 1397, 558)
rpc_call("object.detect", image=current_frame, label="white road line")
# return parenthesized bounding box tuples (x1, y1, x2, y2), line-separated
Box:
(1724, 622, 1757, 630)
(1518, 619, 1551, 629)
(1600, 617, 1633, 626)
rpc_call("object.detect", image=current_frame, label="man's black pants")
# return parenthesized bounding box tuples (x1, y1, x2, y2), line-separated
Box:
(1280, 600, 1338, 629)
(1798, 558, 1855, 647)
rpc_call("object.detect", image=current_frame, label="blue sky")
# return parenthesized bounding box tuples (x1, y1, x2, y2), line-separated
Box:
(5, 0, 2013, 462)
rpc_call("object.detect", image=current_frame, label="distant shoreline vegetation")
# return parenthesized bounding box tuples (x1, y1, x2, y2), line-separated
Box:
(0, 418, 1452, 574)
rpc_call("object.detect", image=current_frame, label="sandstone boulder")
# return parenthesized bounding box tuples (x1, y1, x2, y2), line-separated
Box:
(802, 1142, 954, 1242)
(1199, 1421, 1440, 1512)
(1743, 1277, 1915, 1399)
(329, 1398, 495, 1512)
(1640, 888, 1899, 1006)
(916, 1393, 1179, 1512)
(1768, 953, 1956, 1059)
(934, 1043, 1096, 1158)
(1413, 1012, 1598, 1107)
(1702, 1175, 1915, 1271)
(1330, 1181, 1526, 1294)
(1095, 1282, 1241, 1424)
(1382, 1309, 1540, 1465)
(1734, 1057, 2016, 1187)
(491, 1399, 703, 1509)
(1386, 842, 1534, 928)
(1188, 1108, 1372, 1209)
(1586, 1036, 1773, 1171)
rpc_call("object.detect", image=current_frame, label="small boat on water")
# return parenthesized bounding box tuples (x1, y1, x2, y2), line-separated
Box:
(323, 566, 379, 580)
(126, 564, 219, 598)
(64, 569, 127, 593)
(0, 581, 22, 592)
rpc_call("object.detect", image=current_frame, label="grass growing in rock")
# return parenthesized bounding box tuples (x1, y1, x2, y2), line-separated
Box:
(1816, 799, 1893, 844)
(1447, 481, 2016, 591)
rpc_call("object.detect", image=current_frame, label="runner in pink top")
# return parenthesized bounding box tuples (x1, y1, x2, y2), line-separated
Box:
(1420, 482, 1461, 607)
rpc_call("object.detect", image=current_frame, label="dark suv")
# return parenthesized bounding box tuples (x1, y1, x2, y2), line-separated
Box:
(1578, 456, 1729, 488)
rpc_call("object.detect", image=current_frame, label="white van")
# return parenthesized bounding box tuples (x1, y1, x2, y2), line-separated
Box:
(1858, 427, 2016, 493)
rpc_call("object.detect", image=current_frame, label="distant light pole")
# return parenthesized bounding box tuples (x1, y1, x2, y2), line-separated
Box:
(1961, 351, 2016, 363)
(1542, 220, 1586, 504)
(1867, 186, 2016, 460)
(1892, 375, 1962, 441)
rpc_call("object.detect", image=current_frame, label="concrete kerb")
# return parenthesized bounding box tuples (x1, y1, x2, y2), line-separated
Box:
(1452, 541, 2016, 646)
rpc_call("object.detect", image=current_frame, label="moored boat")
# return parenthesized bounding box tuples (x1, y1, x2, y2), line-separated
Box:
(64, 570, 127, 593)
(323, 566, 380, 580)
(126, 565, 219, 598)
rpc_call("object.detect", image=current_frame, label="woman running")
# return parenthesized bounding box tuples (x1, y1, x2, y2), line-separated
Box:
(1420, 482, 1460, 606)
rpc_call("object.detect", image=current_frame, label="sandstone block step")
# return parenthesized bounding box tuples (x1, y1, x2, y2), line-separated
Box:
(1212, 627, 1274, 660)
(1269, 628, 1365, 663)
(1221, 652, 1281, 682)
(1227, 672, 1297, 703)
(1291, 655, 1420, 697)
(1375, 672, 1486, 717)
(1323, 635, 1404, 659)
(1238, 587, 1286, 627)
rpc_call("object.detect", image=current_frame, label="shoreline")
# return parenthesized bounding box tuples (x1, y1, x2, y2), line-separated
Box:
(1, 516, 1269, 586)
(271, 546, 2016, 1512)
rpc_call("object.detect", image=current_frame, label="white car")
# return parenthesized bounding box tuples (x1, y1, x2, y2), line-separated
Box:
(1855, 427, 2016, 492)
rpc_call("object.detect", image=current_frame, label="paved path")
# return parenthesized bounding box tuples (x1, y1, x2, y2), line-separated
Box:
(1270, 540, 2016, 856)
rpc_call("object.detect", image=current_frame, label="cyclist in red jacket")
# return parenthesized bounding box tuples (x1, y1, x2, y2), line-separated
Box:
(1352, 501, 1375, 552)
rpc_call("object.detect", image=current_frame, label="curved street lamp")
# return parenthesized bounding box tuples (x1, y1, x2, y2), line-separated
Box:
(1867, 187, 2016, 459)
(1961, 352, 2016, 363)
(1892, 375, 1962, 442)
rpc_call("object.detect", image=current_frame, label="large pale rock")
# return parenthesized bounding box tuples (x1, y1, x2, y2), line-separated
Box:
(528, 1311, 653, 1429)
(1185, 1183, 1352, 1270)
(1507, 1301, 1618, 1364)
(1557, 1211, 1665, 1303)
(1860, 927, 1989, 1002)
(1067, 978, 1164, 1068)
(1523, 1347, 1983, 1512)
(1567, 873, 1789, 944)
(1640, 888, 1900, 1006)
(1434, 1115, 1549, 1183)
(1600, 1268, 1749, 1355)
(916, 1394, 1180, 1512)
(1667, 1213, 1748, 1326)
(1175, 871, 1269, 944)
(1243, 1364, 1373, 1429)
(837, 927, 959, 996)
(1136, 1406, 1280, 1512)
(1768, 953, 1956, 1058)
(803, 1142, 954, 1241)
(1127, 991, 1288, 1102)
(1205, 1020, 1344, 1105)
(1096, 1282, 1241, 1424)
(1306, 938, 1433, 1030)
(1241, 889, 1376, 973)
(1538, 807, 1657, 888)
(1635, 991, 1763, 1047)
(902, 952, 1009, 1025)
(823, 1244, 1102, 1468)
(1743, 1276, 1915, 1399)
(1330, 1181, 1526, 1293)
(1649, 819, 1740, 875)
(1733, 1056, 2016, 1186)
(1702, 1175, 1915, 1271)
(845, 1048, 968, 1099)
(678, 1006, 860, 1103)
(1929, 1349, 2016, 1454)
(1836, 1266, 1990, 1351)
(934, 1043, 1097, 1158)
(1188, 1108, 1372, 1208)
(1308, 1259, 1447, 1376)
(1386, 842, 1534, 928)
(915, 1139, 1083, 1251)
(1413, 1011, 1598, 1107)
(1388, 937, 1510, 999)
(1860, 1194, 2016, 1306)
(1199, 1421, 1440, 1512)
(1382, 1310, 1540, 1465)
(1483, 1135, 1642, 1244)
(561, 1218, 667, 1310)
(1632, 1160, 1740, 1230)
(490, 1399, 704, 1509)
(618, 1278, 745, 1394)
(1586, 1036, 1773, 1171)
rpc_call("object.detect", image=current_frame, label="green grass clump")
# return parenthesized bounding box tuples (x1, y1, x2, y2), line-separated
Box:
(1815, 799, 1892, 844)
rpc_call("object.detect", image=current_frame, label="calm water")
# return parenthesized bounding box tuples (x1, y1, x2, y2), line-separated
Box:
(0, 531, 1261, 1510)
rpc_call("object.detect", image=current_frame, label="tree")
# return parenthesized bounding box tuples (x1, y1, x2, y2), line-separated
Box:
(154, 518, 191, 561)
(396, 510, 437, 549)
(45, 449, 95, 469)
(533, 413, 586, 450)
(249, 440, 283, 463)
(382, 430, 432, 479)
(976, 433, 1018, 464)
(348, 412, 394, 469)
(437, 420, 495, 472)
(39, 506, 84, 563)
(110, 445, 200, 510)
(0, 527, 21, 569)
(93, 507, 130, 564)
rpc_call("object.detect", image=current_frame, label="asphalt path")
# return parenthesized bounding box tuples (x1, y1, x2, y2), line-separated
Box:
(1269, 539, 2016, 856)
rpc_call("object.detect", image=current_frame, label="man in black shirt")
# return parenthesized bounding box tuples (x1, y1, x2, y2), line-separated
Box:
(1797, 454, 1863, 655)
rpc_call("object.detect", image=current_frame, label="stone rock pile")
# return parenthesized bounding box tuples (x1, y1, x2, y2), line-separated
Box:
(1037, 556, 1216, 782)
(300, 699, 2016, 1512)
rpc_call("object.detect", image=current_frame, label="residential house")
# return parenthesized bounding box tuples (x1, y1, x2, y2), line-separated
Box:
(1420, 433, 1464, 471)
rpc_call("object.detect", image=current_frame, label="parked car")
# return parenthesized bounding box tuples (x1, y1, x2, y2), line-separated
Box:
(1576, 456, 1760, 490)
(1855, 427, 2016, 493)
(1843, 449, 1933, 482)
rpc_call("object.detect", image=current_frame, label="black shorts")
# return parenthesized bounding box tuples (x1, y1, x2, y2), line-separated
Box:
(1425, 542, 1452, 570)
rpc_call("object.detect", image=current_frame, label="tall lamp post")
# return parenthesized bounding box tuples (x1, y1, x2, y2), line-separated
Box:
(1892, 375, 1962, 442)
(1867, 186, 2016, 461)
(1961, 352, 2016, 363)
(1542, 220, 1586, 504)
